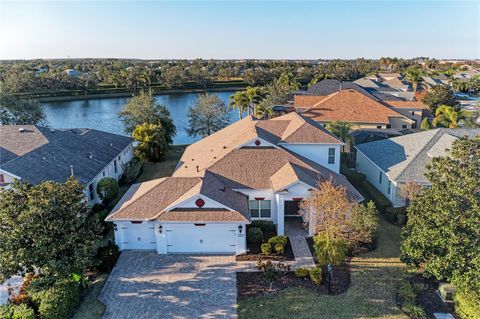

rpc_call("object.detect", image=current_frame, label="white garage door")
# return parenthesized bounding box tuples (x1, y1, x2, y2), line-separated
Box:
(165, 223, 237, 253)
(121, 222, 156, 250)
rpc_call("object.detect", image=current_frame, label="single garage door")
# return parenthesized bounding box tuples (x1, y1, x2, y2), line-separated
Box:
(165, 223, 237, 253)
(121, 222, 156, 250)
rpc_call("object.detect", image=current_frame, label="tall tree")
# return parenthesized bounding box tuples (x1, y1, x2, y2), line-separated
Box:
(229, 91, 250, 119)
(432, 105, 460, 128)
(118, 90, 176, 144)
(186, 93, 230, 138)
(0, 178, 102, 281)
(404, 67, 424, 92)
(401, 136, 480, 294)
(132, 123, 168, 162)
(326, 121, 352, 150)
(422, 85, 458, 113)
(0, 94, 45, 125)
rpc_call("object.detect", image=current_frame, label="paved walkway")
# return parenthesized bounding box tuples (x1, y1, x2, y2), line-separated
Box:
(285, 219, 316, 269)
(100, 252, 238, 319)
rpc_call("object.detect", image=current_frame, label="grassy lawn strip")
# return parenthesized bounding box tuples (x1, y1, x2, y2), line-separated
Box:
(238, 215, 408, 319)
(71, 145, 187, 319)
(72, 274, 108, 319)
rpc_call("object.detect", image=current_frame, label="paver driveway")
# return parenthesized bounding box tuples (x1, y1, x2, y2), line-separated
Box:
(99, 251, 238, 319)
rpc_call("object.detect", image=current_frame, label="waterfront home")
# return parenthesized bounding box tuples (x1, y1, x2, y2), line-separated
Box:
(106, 113, 362, 255)
(0, 125, 134, 205)
(355, 128, 480, 207)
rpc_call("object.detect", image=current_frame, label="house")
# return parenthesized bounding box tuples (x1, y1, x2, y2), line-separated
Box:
(382, 77, 411, 92)
(355, 128, 480, 207)
(64, 69, 79, 77)
(384, 100, 431, 128)
(294, 89, 414, 130)
(106, 113, 363, 255)
(0, 125, 134, 205)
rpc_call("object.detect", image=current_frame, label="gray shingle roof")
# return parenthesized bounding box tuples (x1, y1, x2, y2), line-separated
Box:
(356, 128, 480, 183)
(298, 79, 381, 101)
(0, 125, 133, 185)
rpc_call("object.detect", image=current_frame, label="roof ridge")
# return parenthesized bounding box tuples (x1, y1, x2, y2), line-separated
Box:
(304, 92, 339, 111)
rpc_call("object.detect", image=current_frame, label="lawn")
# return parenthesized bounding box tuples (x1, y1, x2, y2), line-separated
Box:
(71, 144, 187, 319)
(238, 215, 408, 319)
(135, 144, 188, 182)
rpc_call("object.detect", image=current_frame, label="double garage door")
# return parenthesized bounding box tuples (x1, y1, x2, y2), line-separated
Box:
(165, 224, 237, 254)
(120, 222, 237, 253)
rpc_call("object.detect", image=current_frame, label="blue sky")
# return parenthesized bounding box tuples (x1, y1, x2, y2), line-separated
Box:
(0, 1, 479, 59)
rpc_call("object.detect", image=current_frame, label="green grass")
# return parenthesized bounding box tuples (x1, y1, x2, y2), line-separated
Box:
(72, 274, 108, 319)
(238, 215, 408, 319)
(135, 144, 188, 182)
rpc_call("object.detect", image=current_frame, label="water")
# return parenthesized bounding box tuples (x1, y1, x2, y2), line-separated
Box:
(41, 91, 238, 145)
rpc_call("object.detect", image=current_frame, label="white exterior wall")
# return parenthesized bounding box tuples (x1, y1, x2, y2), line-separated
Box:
(281, 144, 341, 173)
(85, 143, 134, 205)
(391, 108, 423, 128)
(355, 150, 405, 207)
(389, 117, 413, 130)
(0, 170, 18, 185)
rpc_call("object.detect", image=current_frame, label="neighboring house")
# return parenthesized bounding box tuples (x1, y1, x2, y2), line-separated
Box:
(0, 125, 134, 205)
(355, 128, 480, 207)
(382, 77, 411, 92)
(106, 113, 363, 255)
(385, 101, 431, 129)
(294, 89, 414, 130)
(64, 69, 79, 77)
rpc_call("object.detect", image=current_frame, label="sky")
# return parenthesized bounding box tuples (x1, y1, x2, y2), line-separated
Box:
(0, 1, 479, 60)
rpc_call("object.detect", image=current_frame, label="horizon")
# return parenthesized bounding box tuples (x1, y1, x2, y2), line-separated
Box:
(1, 1, 479, 60)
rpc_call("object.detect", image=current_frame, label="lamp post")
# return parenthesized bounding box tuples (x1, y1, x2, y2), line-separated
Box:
(327, 264, 333, 295)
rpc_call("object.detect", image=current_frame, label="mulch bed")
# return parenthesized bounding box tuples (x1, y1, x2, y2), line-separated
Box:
(405, 274, 456, 318)
(237, 266, 350, 300)
(236, 229, 295, 261)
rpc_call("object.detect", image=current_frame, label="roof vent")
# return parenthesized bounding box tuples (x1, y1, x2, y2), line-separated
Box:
(19, 128, 25, 133)
(50, 128, 55, 133)
(89, 152, 94, 159)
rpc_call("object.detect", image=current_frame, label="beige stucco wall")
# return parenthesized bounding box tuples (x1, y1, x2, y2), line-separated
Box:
(391, 108, 423, 128)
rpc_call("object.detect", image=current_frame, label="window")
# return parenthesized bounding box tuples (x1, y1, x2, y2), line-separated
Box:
(411, 111, 415, 116)
(402, 124, 407, 129)
(249, 200, 271, 218)
(89, 183, 95, 200)
(388, 180, 391, 195)
(118, 155, 121, 161)
(114, 160, 118, 174)
(102, 171, 106, 177)
(379, 171, 382, 184)
(386, 124, 392, 129)
(377, 125, 382, 129)
(0, 174, 4, 183)
(328, 148, 335, 164)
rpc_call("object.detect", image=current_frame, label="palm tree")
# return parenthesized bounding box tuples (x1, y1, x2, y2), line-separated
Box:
(432, 105, 460, 128)
(313, 232, 348, 266)
(228, 91, 249, 119)
(245, 86, 266, 115)
(326, 121, 352, 145)
(405, 67, 424, 92)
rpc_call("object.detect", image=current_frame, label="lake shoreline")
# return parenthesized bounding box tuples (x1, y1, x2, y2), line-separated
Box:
(36, 86, 245, 102)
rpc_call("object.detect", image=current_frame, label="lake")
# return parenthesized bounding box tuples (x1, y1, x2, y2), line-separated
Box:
(41, 90, 238, 145)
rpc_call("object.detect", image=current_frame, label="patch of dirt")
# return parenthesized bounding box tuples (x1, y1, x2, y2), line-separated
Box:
(237, 266, 350, 300)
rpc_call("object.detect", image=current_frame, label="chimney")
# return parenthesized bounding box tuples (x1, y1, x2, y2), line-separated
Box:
(70, 165, 74, 177)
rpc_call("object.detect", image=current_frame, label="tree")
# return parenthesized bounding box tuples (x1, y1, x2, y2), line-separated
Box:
(326, 121, 352, 150)
(118, 90, 176, 144)
(132, 123, 168, 162)
(186, 93, 230, 138)
(432, 105, 460, 128)
(399, 181, 422, 206)
(96, 177, 120, 202)
(0, 94, 45, 125)
(0, 178, 102, 281)
(420, 117, 432, 130)
(401, 136, 480, 294)
(404, 67, 424, 92)
(229, 91, 250, 119)
(228, 86, 266, 117)
(300, 179, 379, 251)
(422, 85, 458, 113)
(313, 232, 348, 266)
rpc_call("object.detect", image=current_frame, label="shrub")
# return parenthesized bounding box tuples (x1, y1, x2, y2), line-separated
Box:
(396, 282, 416, 305)
(122, 157, 143, 184)
(454, 289, 480, 319)
(261, 243, 272, 255)
(32, 279, 81, 319)
(385, 206, 407, 225)
(256, 261, 290, 289)
(0, 305, 12, 319)
(267, 235, 287, 247)
(309, 268, 322, 285)
(250, 220, 276, 232)
(294, 267, 309, 278)
(96, 177, 120, 203)
(11, 304, 35, 319)
(96, 243, 120, 273)
(438, 283, 455, 301)
(274, 243, 285, 255)
(9, 273, 38, 305)
(97, 209, 112, 235)
(362, 181, 391, 214)
(402, 303, 427, 319)
(247, 227, 263, 244)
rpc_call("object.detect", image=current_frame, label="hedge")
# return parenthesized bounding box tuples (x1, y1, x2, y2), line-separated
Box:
(96, 178, 120, 203)
(384, 206, 407, 225)
(249, 220, 276, 232)
(30, 279, 81, 319)
(247, 227, 263, 244)
(96, 243, 120, 273)
(361, 181, 391, 214)
(455, 289, 480, 319)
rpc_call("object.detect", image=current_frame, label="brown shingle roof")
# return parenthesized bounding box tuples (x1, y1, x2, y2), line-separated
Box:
(295, 90, 411, 124)
(158, 208, 247, 222)
(386, 101, 429, 109)
(0, 125, 48, 165)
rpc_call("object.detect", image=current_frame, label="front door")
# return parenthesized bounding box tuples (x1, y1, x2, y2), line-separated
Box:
(284, 200, 301, 217)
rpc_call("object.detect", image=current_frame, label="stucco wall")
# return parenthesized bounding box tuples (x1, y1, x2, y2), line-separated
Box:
(281, 144, 341, 173)
(391, 108, 423, 128)
(388, 117, 412, 130)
